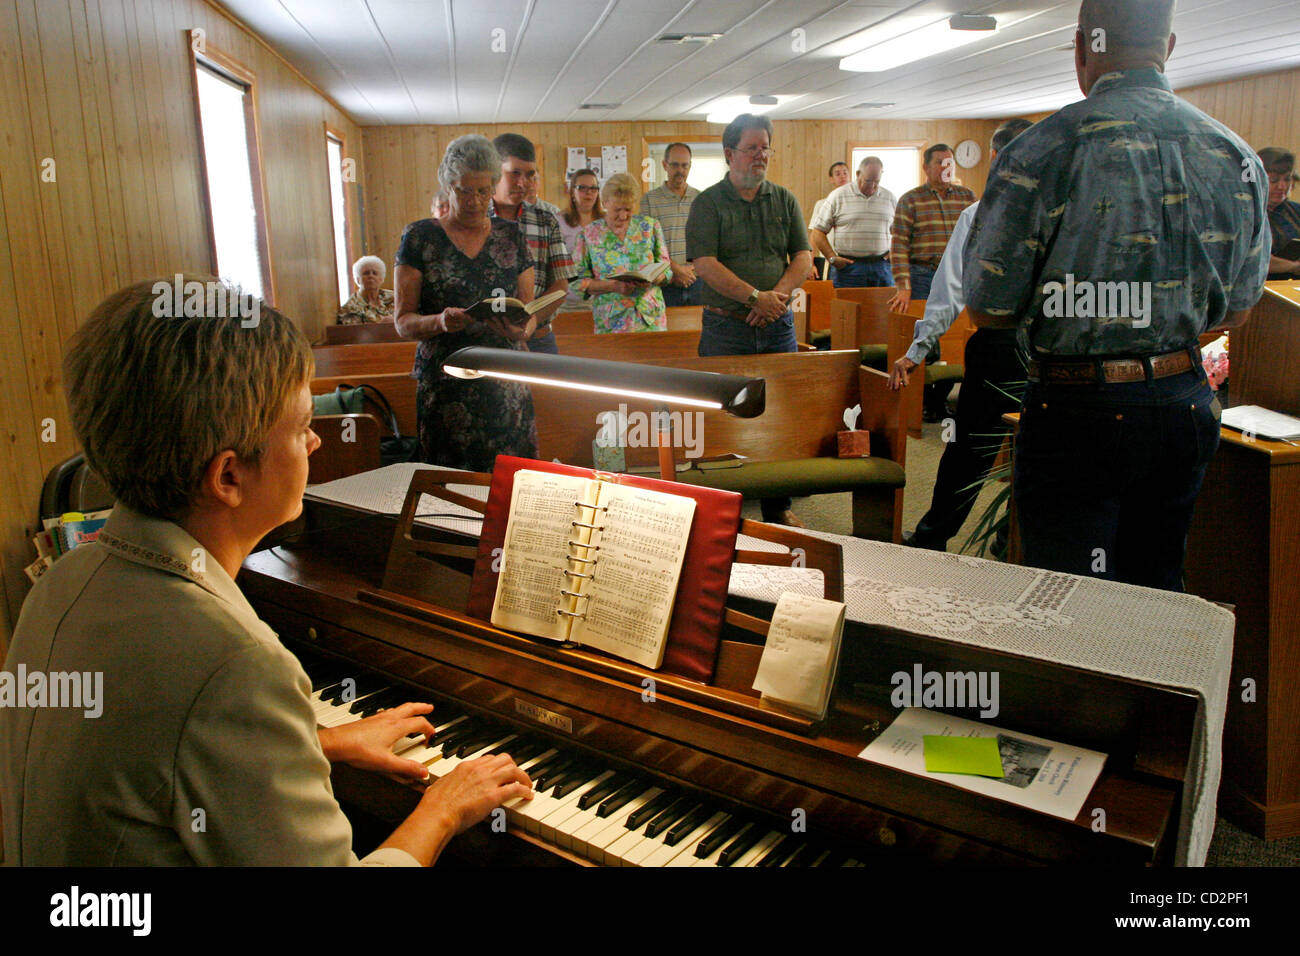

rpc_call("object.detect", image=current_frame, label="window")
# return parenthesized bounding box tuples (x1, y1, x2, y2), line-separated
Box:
(190, 39, 273, 302)
(326, 131, 351, 306)
(850, 145, 923, 200)
(644, 141, 728, 193)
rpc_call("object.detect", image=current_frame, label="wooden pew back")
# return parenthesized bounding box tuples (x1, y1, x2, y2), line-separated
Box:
(322, 322, 403, 345)
(309, 414, 382, 484)
(533, 350, 903, 471)
(550, 306, 703, 337)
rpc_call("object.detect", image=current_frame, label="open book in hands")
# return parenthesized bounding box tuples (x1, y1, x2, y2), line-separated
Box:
(464, 288, 568, 323)
(607, 261, 671, 285)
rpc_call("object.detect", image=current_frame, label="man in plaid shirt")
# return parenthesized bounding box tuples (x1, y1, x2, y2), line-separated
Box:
(491, 133, 576, 354)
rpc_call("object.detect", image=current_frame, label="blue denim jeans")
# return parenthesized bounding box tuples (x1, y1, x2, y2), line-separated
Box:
(831, 258, 894, 289)
(697, 308, 797, 357)
(908, 263, 936, 303)
(698, 307, 797, 520)
(527, 327, 559, 354)
(662, 278, 704, 307)
(1013, 366, 1220, 591)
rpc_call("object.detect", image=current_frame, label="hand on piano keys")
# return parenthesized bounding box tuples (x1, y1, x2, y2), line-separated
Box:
(307, 664, 868, 867)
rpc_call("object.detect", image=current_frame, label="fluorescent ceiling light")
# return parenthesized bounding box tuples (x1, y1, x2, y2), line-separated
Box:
(702, 94, 798, 125)
(840, 15, 998, 72)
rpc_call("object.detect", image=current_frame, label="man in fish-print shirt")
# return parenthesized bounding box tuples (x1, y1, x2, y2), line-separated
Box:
(963, 0, 1270, 591)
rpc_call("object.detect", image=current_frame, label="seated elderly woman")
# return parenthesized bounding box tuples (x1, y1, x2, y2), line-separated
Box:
(1260, 147, 1300, 279)
(337, 255, 396, 324)
(394, 135, 537, 470)
(573, 172, 671, 333)
(0, 276, 530, 865)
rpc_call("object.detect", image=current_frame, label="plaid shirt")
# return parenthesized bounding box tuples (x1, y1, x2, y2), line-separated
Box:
(890, 182, 977, 287)
(489, 200, 577, 295)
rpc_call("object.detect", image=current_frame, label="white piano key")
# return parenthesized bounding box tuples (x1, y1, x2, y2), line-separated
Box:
(534, 771, 616, 846)
(662, 812, 731, 867)
(572, 787, 663, 862)
(729, 829, 785, 868)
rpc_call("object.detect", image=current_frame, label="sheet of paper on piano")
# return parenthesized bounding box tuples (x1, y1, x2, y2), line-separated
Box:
(860, 708, 1107, 821)
(752, 592, 845, 720)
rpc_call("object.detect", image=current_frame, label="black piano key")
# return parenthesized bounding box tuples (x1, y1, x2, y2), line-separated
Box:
(663, 803, 713, 846)
(521, 750, 569, 782)
(429, 717, 473, 744)
(327, 674, 386, 705)
(783, 843, 820, 867)
(308, 666, 349, 692)
(595, 779, 650, 818)
(533, 756, 579, 792)
(551, 762, 604, 799)
(694, 815, 746, 858)
(454, 727, 506, 758)
(491, 737, 545, 763)
(354, 687, 402, 715)
(644, 797, 696, 840)
(434, 724, 483, 753)
(625, 789, 679, 830)
(578, 772, 631, 810)
(756, 834, 801, 868)
(718, 823, 765, 867)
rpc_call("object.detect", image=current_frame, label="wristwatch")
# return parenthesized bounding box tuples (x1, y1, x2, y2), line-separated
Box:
(746, 288, 760, 306)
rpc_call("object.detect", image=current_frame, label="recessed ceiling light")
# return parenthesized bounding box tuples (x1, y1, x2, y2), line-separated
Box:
(949, 13, 997, 31)
(851, 102, 895, 109)
(658, 33, 723, 44)
(749, 94, 778, 106)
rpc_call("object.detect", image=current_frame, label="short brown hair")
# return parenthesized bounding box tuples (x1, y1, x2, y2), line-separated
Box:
(1258, 147, 1296, 178)
(64, 276, 312, 519)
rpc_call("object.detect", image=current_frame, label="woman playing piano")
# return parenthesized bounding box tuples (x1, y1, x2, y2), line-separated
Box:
(0, 277, 532, 865)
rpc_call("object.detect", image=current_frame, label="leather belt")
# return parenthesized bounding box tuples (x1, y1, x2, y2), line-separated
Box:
(1027, 348, 1197, 385)
(842, 252, 889, 263)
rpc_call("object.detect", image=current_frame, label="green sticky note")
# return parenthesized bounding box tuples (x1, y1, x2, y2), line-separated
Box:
(923, 735, 1005, 777)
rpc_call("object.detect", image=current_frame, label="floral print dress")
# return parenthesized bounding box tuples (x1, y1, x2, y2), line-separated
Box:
(574, 215, 670, 333)
(395, 217, 537, 471)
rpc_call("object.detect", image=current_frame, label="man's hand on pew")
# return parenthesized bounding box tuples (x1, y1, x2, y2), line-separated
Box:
(889, 356, 918, 390)
(318, 701, 438, 782)
(887, 287, 911, 314)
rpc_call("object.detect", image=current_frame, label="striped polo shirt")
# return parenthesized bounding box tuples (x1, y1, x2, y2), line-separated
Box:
(809, 181, 896, 257)
(640, 183, 700, 261)
(891, 182, 977, 287)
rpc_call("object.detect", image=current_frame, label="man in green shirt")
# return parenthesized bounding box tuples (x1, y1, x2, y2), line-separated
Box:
(686, 114, 812, 525)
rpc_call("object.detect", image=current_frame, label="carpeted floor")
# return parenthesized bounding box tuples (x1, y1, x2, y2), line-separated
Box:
(742, 419, 1300, 866)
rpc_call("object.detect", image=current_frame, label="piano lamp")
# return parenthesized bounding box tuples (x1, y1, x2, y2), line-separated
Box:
(442, 346, 766, 480)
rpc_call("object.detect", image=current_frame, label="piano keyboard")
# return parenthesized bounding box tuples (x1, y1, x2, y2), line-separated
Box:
(307, 662, 868, 868)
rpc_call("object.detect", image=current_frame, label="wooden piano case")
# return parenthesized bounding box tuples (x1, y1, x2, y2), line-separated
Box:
(241, 496, 1196, 866)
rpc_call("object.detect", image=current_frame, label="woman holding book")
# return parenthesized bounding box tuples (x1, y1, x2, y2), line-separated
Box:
(0, 277, 532, 865)
(557, 169, 603, 310)
(573, 172, 671, 333)
(394, 134, 539, 470)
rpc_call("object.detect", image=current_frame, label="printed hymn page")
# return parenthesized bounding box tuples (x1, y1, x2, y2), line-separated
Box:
(491, 471, 600, 641)
(568, 480, 696, 669)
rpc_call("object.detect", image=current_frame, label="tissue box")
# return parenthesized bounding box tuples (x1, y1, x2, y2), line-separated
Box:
(837, 430, 871, 458)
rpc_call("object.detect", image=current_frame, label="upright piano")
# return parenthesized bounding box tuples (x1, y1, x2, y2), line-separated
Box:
(239, 492, 1203, 866)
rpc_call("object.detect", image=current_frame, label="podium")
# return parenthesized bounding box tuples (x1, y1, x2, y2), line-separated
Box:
(1184, 279, 1300, 839)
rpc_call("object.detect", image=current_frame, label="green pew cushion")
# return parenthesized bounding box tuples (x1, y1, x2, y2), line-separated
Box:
(925, 362, 964, 384)
(858, 343, 888, 370)
(671, 456, 905, 499)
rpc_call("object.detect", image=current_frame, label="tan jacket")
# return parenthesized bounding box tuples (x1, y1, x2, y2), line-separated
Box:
(0, 505, 414, 865)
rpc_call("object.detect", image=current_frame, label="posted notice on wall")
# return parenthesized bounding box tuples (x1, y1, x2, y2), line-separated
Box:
(859, 708, 1107, 820)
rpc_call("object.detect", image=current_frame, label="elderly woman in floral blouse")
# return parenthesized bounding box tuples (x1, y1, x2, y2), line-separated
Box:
(336, 255, 396, 324)
(394, 135, 537, 470)
(573, 173, 671, 333)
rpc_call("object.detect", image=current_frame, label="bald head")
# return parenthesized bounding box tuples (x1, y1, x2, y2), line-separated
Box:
(1075, 0, 1176, 94)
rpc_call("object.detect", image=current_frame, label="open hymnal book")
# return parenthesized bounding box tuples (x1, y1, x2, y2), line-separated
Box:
(608, 260, 670, 284)
(464, 288, 567, 323)
(490, 469, 696, 669)
(752, 592, 846, 720)
(1221, 404, 1300, 442)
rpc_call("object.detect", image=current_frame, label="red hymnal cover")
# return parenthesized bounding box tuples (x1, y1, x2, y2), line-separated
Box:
(466, 456, 742, 683)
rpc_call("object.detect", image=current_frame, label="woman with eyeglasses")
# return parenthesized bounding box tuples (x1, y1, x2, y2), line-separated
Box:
(572, 172, 671, 333)
(1259, 147, 1300, 279)
(394, 134, 539, 470)
(557, 169, 604, 309)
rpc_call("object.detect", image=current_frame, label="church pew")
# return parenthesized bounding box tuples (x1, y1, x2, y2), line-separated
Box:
(532, 350, 909, 541)
(321, 322, 403, 345)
